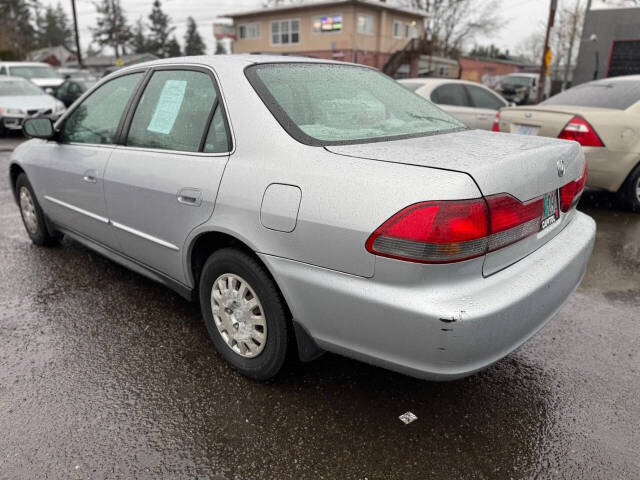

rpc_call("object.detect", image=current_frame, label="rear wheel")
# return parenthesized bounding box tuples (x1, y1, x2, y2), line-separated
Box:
(199, 248, 290, 380)
(618, 163, 640, 213)
(15, 173, 59, 246)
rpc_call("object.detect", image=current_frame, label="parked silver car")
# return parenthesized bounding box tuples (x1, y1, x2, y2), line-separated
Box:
(9, 56, 596, 381)
(0, 77, 66, 134)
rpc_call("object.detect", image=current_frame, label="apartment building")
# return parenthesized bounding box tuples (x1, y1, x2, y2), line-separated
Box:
(223, 0, 426, 72)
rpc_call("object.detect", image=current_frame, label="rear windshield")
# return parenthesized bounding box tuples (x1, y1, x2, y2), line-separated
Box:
(541, 80, 640, 110)
(246, 63, 464, 146)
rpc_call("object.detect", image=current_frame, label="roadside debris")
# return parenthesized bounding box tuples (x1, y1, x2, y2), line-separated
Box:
(398, 412, 418, 425)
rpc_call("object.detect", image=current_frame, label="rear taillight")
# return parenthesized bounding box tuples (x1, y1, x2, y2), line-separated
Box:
(492, 111, 501, 132)
(560, 163, 588, 212)
(486, 194, 543, 251)
(558, 116, 604, 147)
(365, 194, 544, 264)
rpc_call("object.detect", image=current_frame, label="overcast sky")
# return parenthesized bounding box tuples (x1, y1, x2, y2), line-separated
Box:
(36, 0, 617, 57)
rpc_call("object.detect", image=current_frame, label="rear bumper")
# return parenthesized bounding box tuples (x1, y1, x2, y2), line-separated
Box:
(585, 147, 639, 192)
(261, 211, 596, 380)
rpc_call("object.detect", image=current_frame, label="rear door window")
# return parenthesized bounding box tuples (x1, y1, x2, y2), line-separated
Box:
(430, 84, 470, 107)
(466, 85, 505, 110)
(126, 69, 218, 152)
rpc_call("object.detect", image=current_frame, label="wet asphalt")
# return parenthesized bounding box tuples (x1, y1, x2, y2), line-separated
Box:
(1, 136, 639, 479)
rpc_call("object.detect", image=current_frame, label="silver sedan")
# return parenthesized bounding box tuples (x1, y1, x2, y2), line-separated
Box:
(0, 77, 66, 134)
(9, 56, 595, 381)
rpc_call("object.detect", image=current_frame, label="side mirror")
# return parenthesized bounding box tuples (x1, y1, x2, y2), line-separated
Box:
(23, 118, 55, 140)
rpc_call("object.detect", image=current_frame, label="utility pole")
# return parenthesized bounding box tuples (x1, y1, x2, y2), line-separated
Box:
(70, 0, 83, 67)
(537, 0, 557, 103)
(562, 0, 581, 91)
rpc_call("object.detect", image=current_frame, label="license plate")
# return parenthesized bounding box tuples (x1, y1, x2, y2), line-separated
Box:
(541, 190, 559, 230)
(514, 124, 539, 135)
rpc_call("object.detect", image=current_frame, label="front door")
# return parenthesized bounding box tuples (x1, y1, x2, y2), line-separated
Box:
(104, 68, 232, 284)
(38, 72, 144, 247)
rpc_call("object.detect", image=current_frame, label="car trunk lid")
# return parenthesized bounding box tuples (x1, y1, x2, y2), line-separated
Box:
(497, 104, 614, 138)
(326, 129, 585, 274)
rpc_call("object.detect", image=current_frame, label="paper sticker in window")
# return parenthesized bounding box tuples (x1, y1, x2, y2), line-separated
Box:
(147, 79, 187, 134)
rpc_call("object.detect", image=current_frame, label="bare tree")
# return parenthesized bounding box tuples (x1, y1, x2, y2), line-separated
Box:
(406, 0, 503, 57)
(515, 1, 585, 72)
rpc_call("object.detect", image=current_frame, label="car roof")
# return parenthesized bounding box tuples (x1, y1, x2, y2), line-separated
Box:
(114, 54, 355, 76)
(592, 74, 640, 83)
(504, 72, 538, 76)
(399, 77, 488, 87)
(0, 61, 53, 67)
(0, 76, 29, 82)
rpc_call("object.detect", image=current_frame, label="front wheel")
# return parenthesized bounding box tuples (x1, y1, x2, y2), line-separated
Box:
(199, 248, 290, 380)
(15, 173, 60, 246)
(618, 163, 640, 213)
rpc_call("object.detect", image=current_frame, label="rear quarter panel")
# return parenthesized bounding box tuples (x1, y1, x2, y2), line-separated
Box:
(185, 64, 482, 281)
(582, 108, 640, 190)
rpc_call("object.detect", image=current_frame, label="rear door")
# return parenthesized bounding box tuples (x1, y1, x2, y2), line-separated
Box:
(429, 83, 478, 128)
(465, 84, 506, 130)
(37, 72, 144, 248)
(104, 67, 232, 284)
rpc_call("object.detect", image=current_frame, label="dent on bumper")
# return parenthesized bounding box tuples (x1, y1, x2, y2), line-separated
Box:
(260, 212, 596, 380)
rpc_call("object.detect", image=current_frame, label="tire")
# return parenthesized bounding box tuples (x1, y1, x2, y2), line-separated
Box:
(199, 248, 290, 380)
(617, 163, 640, 213)
(15, 173, 59, 246)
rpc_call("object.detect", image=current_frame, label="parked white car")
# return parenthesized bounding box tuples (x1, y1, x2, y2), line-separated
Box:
(0, 61, 64, 93)
(399, 78, 508, 130)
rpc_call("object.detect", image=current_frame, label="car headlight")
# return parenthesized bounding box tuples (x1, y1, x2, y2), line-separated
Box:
(54, 101, 66, 113)
(0, 107, 26, 116)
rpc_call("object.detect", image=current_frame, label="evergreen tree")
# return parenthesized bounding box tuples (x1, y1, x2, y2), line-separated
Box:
(36, 3, 73, 49)
(0, 0, 38, 59)
(129, 18, 150, 54)
(183, 17, 206, 56)
(166, 36, 181, 57)
(147, 0, 175, 58)
(91, 0, 132, 57)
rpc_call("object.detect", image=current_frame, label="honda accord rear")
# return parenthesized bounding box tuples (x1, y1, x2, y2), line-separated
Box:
(12, 57, 596, 381)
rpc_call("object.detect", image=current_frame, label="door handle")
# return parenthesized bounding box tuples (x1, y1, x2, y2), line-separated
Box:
(83, 170, 98, 183)
(177, 188, 202, 207)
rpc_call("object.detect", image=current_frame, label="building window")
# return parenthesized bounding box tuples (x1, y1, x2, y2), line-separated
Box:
(271, 19, 300, 45)
(405, 22, 418, 39)
(357, 14, 374, 35)
(238, 22, 260, 39)
(392, 20, 403, 38)
(313, 14, 343, 33)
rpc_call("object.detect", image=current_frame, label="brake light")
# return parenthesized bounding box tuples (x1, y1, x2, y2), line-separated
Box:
(365, 194, 544, 264)
(560, 163, 588, 212)
(558, 117, 604, 147)
(492, 111, 501, 132)
(486, 194, 543, 251)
